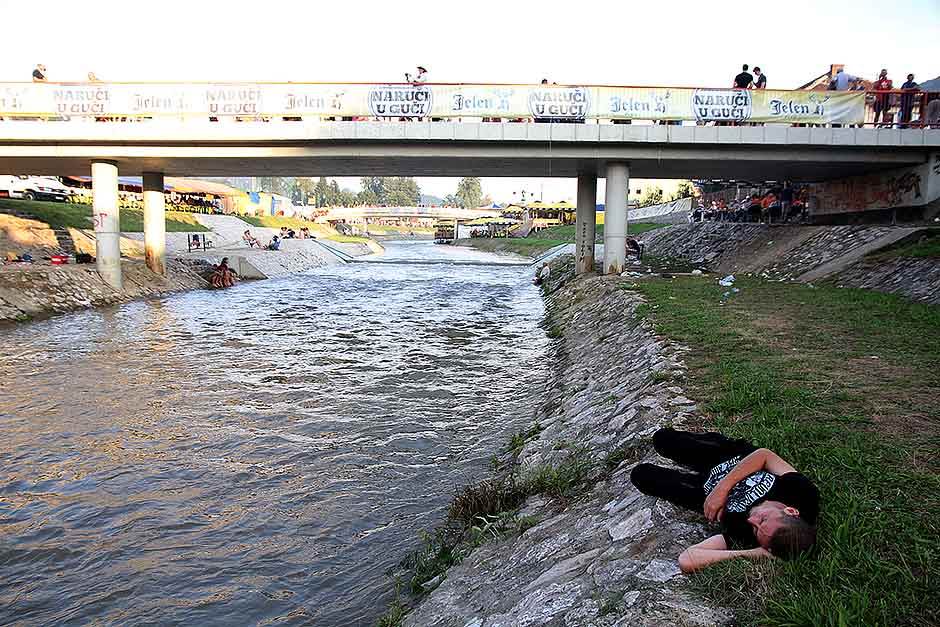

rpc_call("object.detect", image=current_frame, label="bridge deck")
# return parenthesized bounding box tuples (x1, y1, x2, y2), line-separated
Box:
(1, 121, 936, 180)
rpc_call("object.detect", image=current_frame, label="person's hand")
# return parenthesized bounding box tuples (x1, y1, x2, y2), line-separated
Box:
(749, 547, 773, 559)
(703, 488, 728, 522)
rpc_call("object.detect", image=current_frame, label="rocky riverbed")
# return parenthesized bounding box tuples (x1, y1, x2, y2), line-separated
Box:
(404, 258, 730, 627)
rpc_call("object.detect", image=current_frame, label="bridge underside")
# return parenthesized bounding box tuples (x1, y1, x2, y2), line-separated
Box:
(0, 147, 924, 181)
(0, 121, 934, 181)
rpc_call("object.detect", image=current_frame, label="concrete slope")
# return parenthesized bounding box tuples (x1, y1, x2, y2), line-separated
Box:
(797, 227, 921, 282)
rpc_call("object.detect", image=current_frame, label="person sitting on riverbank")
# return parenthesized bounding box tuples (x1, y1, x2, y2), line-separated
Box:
(533, 262, 550, 285)
(266, 235, 281, 251)
(243, 230, 262, 248)
(210, 257, 237, 288)
(630, 428, 819, 573)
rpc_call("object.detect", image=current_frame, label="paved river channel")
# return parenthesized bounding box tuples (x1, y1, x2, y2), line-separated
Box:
(0, 242, 551, 626)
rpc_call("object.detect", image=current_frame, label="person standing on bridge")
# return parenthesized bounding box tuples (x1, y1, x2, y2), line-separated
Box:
(733, 64, 754, 89)
(872, 69, 893, 126)
(899, 74, 919, 129)
(32, 64, 47, 82)
(753, 67, 767, 89)
(406, 66, 427, 85)
(829, 68, 858, 91)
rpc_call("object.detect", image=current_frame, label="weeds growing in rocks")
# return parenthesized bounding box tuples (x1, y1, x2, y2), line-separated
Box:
(523, 448, 595, 498)
(448, 476, 529, 526)
(627, 275, 939, 626)
(505, 422, 543, 455)
(601, 442, 647, 476)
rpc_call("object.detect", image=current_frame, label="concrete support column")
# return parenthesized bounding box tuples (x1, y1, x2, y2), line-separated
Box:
(575, 172, 597, 274)
(143, 172, 166, 275)
(92, 161, 122, 290)
(603, 162, 629, 275)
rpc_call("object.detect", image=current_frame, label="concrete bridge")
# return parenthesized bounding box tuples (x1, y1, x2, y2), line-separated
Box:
(2, 103, 939, 284)
(322, 204, 500, 221)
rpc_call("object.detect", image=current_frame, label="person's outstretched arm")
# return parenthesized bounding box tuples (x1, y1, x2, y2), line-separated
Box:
(703, 448, 797, 521)
(678, 534, 772, 573)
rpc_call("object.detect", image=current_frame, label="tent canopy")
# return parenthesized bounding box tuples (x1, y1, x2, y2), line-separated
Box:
(63, 176, 245, 197)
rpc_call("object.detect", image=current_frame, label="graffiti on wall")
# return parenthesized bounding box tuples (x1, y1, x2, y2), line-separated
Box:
(808, 167, 924, 215)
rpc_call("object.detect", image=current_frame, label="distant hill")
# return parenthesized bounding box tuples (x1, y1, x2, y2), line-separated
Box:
(420, 194, 444, 206)
(919, 76, 940, 91)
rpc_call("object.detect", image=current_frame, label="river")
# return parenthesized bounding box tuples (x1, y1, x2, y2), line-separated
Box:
(0, 241, 550, 626)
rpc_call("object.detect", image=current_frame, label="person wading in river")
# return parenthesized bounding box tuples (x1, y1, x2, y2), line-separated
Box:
(630, 428, 819, 572)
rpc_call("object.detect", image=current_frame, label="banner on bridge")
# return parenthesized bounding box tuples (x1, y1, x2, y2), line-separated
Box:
(0, 83, 865, 125)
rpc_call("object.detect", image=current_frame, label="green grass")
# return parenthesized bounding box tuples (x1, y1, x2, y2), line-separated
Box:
(327, 234, 372, 243)
(626, 275, 939, 627)
(869, 228, 940, 260)
(240, 215, 373, 243)
(0, 199, 208, 232)
(458, 222, 664, 257)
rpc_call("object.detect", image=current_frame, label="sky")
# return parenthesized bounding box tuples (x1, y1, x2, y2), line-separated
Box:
(2, 0, 938, 202)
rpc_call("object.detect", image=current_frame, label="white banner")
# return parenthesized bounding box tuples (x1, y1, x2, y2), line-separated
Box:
(0, 82, 866, 125)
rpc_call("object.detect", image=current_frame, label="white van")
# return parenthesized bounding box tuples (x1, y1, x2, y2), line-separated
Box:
(0, 175, 73, 202)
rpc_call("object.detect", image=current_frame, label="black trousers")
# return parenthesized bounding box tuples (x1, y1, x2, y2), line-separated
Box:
(630, 428, 756, 512)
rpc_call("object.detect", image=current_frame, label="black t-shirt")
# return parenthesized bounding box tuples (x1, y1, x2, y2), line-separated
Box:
(734, 72, 753, 88)
(755, 74, 767, 89)
(781, 187, 794, 203)
(721, 472, 820, 548)
(32, 69, 45, 81)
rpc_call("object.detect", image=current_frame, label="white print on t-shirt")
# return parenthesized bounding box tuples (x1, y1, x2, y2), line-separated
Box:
(703, 456, 777, 513)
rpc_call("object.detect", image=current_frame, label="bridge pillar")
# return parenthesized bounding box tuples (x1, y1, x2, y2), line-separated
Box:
(143, 172, 166, 275)
(92, 161, 122, 290)
(603, 162, 629, 275)
(575, 173, 597, 274)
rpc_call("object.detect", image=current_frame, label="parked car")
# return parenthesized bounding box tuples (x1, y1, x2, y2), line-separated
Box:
(0, 175, 72, 202)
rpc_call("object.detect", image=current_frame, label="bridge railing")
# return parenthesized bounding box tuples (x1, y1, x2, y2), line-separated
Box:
(0, 82, 937, 128)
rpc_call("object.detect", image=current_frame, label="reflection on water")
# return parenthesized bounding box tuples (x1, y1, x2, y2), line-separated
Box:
(0, 241, 549, 626)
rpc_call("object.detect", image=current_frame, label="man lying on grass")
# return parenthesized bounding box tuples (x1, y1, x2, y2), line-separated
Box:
(631, 428, 819, 572)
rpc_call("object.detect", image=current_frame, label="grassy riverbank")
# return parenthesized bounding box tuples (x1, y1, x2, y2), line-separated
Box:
(0, 199, 208, 232)
(239, 214, 373, 243)
(625, 275, 939, 626)
(457, 222, 664, 257)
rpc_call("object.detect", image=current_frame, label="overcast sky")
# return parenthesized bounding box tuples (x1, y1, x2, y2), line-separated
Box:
(2, 0, 937, 201)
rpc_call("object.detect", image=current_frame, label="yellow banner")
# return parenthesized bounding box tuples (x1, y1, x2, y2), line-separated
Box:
(0, 83, 865, 125)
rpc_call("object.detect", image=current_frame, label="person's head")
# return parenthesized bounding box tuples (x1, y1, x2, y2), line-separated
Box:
(417, 66, 426, 74)
(87, 72, 98, 81)
(36, 63, 45, 72)
(907, 73, 914, 81)
(748, 501, 816, 559)
(836, 68, 844, 74)
(221, 257, 229, 265)
(742, 64, 749, 71)
(244, 229, 250, 235)
(879, 69, 887, 78)
(541, 78, 549, 84)
(754, 67, 761, 75)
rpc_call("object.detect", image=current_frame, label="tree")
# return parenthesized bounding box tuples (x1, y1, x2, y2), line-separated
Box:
(671, 181, 694, 201)
(443, 194, 460, 207)
(360, 177, 386, 201)
(455, 177, 483, 209)
(292, 178, 316, 205)
(314, 177, 331, 207)
(357, 189, 379, 206)
(640, 186, 664, 207)
(383, 177, 421, 206)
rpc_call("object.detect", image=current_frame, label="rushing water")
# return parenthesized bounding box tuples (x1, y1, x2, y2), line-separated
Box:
(0, 242, 549, 626)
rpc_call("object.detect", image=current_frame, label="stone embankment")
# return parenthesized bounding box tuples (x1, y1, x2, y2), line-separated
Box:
(835, 256, 940, 304)
(640, 223, 940, 303)
(405, 260, 730, 627)
(0, 259, 207, 323)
